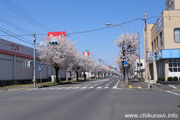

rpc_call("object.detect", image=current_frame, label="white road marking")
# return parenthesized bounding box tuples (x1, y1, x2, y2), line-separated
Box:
(64, 87, 71, 89)
(104, 87, 109, 89)
(72, 87, 80, 89)
(89, 87, 94, 89)
(80, 87, 87, 89)
(166, 91, 180, 97)
(168, 85, 177, 89)
(97, 86, 102, 89)
(113, 80, 120, 89)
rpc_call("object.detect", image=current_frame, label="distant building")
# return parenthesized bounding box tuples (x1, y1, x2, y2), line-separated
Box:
(143, 0, 180, 82)
(0, 38, 66, 85)
(134, 59, 145, 79)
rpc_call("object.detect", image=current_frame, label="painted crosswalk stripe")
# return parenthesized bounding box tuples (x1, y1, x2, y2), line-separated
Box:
(72, 87, 80, 89)
(104, 87, 109, 89)
(81, 87, 87, 89)
(97, 86, 102, 89)
(89, 87, 94, 89)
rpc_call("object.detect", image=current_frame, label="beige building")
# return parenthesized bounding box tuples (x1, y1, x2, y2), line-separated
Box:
(144, 0, 180, 82)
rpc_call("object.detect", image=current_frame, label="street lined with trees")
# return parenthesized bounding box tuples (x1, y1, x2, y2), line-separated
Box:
(38, 36, 116, 83)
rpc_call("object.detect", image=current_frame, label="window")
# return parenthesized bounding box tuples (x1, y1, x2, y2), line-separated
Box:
(151, 42, 154, 51)
(169, 58, 180, 72)
(174, 28, 180, 42)
(160, 32, 163, 46)
(156, 36, 158, 49)
(137, 63, 143, 67)
(154, 39, 156, 49)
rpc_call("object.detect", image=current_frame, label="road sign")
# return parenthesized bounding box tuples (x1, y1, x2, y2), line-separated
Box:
(39, 65, 42, 70)
(124, 62, 128, 67)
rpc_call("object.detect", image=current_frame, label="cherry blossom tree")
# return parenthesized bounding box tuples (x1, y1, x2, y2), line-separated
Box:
(38, 37, 77, 83)
(72, 51, 97, 80)
(114, 33, 138, 78)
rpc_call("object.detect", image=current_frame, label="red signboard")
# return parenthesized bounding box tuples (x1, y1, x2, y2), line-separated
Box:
(48, 31, 66, 40)
(83, 52, 90, 56)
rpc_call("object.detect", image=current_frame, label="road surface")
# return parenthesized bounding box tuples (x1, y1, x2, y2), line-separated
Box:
(0, 78, 179, 120)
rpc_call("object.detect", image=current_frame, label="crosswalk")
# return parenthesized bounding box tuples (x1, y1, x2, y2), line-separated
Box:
(28, 86, 115, 91)
(27, 79, 120, 91)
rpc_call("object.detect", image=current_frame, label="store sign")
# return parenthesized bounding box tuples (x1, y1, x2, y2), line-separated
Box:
(48, 31, 66, 40)
(155, 13, 164, 34)
(11, 44, 19, 51)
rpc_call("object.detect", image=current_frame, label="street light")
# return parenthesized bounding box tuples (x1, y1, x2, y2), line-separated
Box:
(105, 23, 128, 86)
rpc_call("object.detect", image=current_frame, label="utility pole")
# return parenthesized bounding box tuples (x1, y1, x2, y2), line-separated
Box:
(138, 32, 141, 80)
(33, 32, 36, 88)
(125, 33, 128, 86)
(144, 12, 150, 89)
(99, 58, 101, 63)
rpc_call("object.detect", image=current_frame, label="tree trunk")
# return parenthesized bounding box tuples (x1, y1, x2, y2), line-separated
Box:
(84, 72, 86, 80)
(76, 71, 79, 81)
(54, 64, 60, 83)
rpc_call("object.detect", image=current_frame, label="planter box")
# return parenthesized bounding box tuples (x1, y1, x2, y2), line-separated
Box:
(157, 81, 180, 84)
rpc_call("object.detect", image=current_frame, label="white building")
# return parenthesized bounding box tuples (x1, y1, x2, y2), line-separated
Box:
(0, 38, 65, 85)
(134, 59, 145, 79)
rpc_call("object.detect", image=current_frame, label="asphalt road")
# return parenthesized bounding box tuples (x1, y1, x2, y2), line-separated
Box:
(0, 78, 180, 120)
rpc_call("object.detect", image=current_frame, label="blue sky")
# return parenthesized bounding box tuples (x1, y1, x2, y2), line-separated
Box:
(0, 0, 165, 67)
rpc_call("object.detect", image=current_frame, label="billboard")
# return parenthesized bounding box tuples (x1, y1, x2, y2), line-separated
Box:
(48, 31, 66, 40)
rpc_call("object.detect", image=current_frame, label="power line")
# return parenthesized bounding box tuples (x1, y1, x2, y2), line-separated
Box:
(0, 17, 154, 37)
(68, 18, 142, 35)
(5, 0, 54, 31)
(0, 27, 33, 45)
(0, 0, 52, 32)
(0, 16, 32, 34)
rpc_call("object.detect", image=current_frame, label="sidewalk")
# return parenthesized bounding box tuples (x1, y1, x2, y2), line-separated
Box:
(117, 78, 180, 91)
(117, 78, 148, 89)
(0, 78, 106, 92)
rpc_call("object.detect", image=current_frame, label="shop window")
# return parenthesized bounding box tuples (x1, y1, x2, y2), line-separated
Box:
(169, 68, 173, 72)
(169, 58, 172, 62)
(169, 58, 180, 72)
(174, 68, 178, 72)
(174, 28, 180, 43)
(169, 63, 172, 67)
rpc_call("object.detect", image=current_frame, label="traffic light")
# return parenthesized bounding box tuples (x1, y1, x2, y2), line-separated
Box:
(27, 61, 32, 68)
(154, 52, 158, 59)
(23, 61, 27, 67)
(49, 40, 59, 45)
